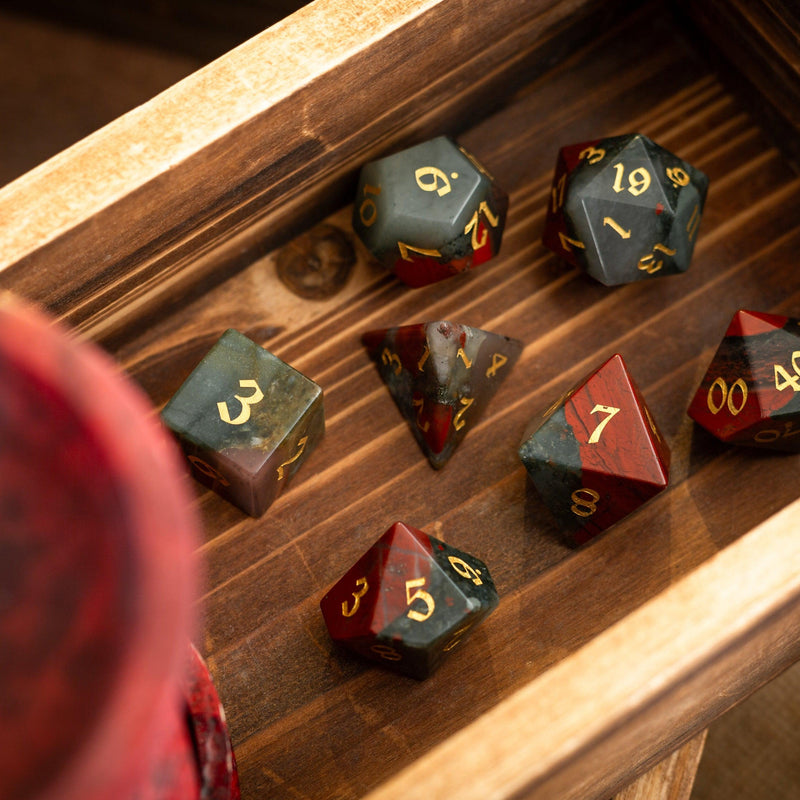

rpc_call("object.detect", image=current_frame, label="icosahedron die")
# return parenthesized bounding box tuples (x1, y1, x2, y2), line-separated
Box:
(688, 309, 800, 450)
(518, 353, 669, 544)
(363, 320, 522, 468)
(542, 133, 709, 285)
(320, 521, 499, 679)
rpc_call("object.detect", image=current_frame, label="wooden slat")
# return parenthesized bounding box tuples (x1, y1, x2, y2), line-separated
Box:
(363, 500, 800, 800)
(0, 0, 634, 343)
(614, 733, 707, 800)
(678, 0, 800, 171)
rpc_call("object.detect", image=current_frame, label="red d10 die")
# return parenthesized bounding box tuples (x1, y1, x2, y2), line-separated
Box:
(320, 522, 498, 679)
(518, 353, 670, 544)
(688, 309, 800, 450)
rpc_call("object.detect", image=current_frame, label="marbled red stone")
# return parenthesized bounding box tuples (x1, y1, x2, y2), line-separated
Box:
(363, 320, 522, 468)
(182, 645, 241, 800)
(519, 353, 669, 544)
(0, 295, 198, 800)
(541, 139, 602, 269)
(688, 309, 800, 450)
(320, 522, 498, 679)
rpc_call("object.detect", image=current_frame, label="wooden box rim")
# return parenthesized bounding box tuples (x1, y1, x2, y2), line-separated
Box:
(1, 1, 799, 798)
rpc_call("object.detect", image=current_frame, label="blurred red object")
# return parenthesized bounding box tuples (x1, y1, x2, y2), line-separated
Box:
(0, 294, 238, 800)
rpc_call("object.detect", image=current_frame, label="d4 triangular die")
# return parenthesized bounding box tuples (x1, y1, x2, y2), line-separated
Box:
(363, 320, 522, 468)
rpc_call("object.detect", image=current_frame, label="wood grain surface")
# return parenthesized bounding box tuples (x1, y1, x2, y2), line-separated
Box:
(678, 0, 800, 170)
(99, 4, 800, 799)
(3, 0, 800, 798)
(615, 734, 707, 800)
(0, 0, 633, 343)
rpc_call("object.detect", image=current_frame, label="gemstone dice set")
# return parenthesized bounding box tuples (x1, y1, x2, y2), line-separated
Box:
(157, 133, 793, 679)
(351, 132, 708, 289)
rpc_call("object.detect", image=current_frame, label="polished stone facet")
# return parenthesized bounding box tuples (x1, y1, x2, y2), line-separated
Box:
(352, 136, 508, 287)
(161, 329, 324, 515)
(519, 353, 670, 544)
(688, 309, 800, 451)
(363, 320, 522, 468)
(542, 133, 708, 285)
(320, 521, 498, 679)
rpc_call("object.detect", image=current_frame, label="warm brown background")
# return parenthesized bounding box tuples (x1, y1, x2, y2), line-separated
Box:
(1, 3, 798, 798)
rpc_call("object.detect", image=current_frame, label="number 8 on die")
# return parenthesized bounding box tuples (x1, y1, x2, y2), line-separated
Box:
(518, 353, 670, 545)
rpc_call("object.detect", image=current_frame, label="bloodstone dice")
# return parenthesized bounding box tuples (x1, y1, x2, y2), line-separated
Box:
(161, 329, 324, 516)
(542, 133, 709, 285)
(363, 320, 522, 468)
(688, 309, 800, 450)
(352, 136, 508, 287)
(518, 353, 669, 544)
(320, 521, 498, 679)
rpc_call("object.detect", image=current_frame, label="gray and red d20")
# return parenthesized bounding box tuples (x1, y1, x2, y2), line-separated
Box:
(161, 329, 324, 516)
(542, 133, 709, 285)
(352, 136, 508, 287)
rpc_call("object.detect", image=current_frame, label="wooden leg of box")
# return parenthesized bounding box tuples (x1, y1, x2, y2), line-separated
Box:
(613, 731, 708, 800)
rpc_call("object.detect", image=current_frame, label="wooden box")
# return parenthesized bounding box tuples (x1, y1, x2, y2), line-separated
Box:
(2, 1, 800, 798)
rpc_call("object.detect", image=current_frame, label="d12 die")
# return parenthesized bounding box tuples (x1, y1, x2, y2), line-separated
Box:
(352, 136, 508, 287)
(362, 320, 522, 468)
(518, 353, 669, 544)
(542, 133, 709, 286)
(688, 309, 800, 450)
(320, 521, 498, 679)
(161, 329, 324, 516)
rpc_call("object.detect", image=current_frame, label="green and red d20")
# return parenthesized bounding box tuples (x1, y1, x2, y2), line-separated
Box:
(363, 320, 522, 468)
(161, 329, 324, 516)
(320, 522, 498, 679)
(688, 309, 800, 450)
(518, 353, 670, 544)
(542, 133, 709, 285)
(352, 136, 508, 287)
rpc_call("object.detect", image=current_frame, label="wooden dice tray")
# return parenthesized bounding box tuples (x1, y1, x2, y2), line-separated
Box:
(1, 1, 799, 798)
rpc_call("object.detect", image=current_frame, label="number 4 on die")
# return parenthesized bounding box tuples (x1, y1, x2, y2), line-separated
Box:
(688, 309, 800, 450)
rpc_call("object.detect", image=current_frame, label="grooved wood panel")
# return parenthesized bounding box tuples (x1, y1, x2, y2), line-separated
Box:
(99, 5, 800, 799)
(678, 0, 800, 170)
(0, 0, 635, 344)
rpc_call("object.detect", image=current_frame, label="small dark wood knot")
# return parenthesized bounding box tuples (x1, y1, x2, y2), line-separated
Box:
(275, 224, 356, 299)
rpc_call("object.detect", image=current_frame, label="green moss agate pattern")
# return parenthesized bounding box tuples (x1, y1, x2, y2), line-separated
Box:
(161, 329, 324, 516)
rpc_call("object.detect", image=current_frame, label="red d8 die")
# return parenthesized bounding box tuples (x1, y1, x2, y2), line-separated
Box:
(320, 522, 498, 679)
(518, 353, 670, 544)
(688, 309, 800, 450)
